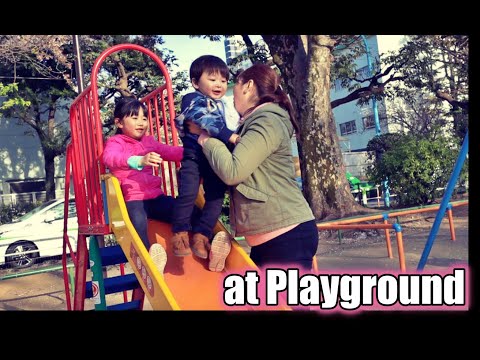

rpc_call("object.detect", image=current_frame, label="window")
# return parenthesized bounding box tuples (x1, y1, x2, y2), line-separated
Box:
(362, 115, 376, 130)
(340, 120, 357, 136)
(47, 203, 65, 221)
(357, 65, 370, 80)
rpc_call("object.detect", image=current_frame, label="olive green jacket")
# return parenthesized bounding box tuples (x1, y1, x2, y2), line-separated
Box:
(202, 103, 314, 236)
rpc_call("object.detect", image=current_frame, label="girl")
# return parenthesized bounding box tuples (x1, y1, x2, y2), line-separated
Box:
(102, 97, 184, 275)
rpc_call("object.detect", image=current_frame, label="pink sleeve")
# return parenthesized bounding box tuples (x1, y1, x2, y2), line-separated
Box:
(102, 137, 130, 170)
(149, 137, 183, 162)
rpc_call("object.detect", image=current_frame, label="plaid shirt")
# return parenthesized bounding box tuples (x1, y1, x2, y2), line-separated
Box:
(175, 91, 234, 144)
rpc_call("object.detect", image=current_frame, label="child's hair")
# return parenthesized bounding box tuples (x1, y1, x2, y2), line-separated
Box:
(190, 55, 230, 83)
(114, 97, 148, 134)
(236, 63, 299, 134)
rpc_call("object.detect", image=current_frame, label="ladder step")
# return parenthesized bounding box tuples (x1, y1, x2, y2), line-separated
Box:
(85, 273, 139, 298)
(87, 245, 127, 268)
(107, 300, 142, 311)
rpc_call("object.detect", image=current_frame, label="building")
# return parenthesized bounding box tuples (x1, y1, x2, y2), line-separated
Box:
(0, 98, 68, 205)
(224, 35, 253, 76)
(331, 35, 407, 152)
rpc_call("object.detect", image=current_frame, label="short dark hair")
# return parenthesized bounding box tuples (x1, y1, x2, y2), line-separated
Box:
(113, 97, 147, 134)
(114, 97, 147, 120)
(189, 55, 230, 83)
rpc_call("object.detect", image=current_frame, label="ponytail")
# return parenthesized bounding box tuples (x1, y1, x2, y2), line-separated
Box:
(238, 64, 300, 134)
(256, 86, 299, 134)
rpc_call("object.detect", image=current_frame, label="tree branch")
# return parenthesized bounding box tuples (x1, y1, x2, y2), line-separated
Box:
(436, 90, 469, 110)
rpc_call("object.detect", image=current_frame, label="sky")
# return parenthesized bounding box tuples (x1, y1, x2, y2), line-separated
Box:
(162, 35, 227, 74)
(162, 35, 262, 74)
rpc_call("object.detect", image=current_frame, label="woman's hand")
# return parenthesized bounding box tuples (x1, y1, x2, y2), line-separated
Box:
(186, 120, 202, 135)
(141, 152, 163, 168)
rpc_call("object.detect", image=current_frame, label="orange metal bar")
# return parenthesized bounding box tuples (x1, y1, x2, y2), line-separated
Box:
(312, 255, 319, 273)
(396, 231, 406, 272)
(447, 208, 456, 241)
(321, 200, 468, 226)
(317, 223, 394, 230)
(317, 223, 395, 263)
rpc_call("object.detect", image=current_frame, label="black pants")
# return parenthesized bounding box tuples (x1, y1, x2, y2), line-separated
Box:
(249, 220, 319, 270)
(125, 194, 176, 250)
(172, 143, 226, 240)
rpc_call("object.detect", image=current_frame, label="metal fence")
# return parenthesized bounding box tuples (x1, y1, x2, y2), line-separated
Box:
(0, 190, 66, 207)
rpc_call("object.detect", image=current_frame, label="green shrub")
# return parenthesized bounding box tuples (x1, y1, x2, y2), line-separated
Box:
(367, 135, 466, 207)
(219, 193, 231, 232)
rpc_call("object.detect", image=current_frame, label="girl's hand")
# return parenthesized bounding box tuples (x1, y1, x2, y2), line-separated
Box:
(186, 120, 202, 135)
(141, 152, 163, 167)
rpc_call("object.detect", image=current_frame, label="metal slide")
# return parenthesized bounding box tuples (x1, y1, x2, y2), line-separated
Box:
(104, 174, 284, 310)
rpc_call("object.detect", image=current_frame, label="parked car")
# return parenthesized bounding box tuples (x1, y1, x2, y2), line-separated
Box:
(0, 198, 78, 269)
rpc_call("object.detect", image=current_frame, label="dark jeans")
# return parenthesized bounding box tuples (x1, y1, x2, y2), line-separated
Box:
(172, 143, 226, 240)
(249, 220, 319, 270)
(125, 194, 176, 250)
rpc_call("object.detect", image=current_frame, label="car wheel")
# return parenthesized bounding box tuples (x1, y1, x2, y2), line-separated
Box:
(5, 241, 39, 269)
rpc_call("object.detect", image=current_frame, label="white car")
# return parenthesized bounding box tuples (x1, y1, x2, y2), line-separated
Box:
(0, 198, 78, 269)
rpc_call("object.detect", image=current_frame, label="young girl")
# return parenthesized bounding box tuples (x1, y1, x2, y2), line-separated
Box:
(102, 97, 184, 275)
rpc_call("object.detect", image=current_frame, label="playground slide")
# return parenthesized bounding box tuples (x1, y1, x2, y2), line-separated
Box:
(104, 174, 282, 310)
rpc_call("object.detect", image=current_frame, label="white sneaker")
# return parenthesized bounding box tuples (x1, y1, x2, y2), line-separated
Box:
(149, 243, 167, 276)
(208, 231, 231, 272)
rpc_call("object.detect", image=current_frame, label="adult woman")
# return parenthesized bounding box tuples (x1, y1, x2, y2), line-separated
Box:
(190, 63, 319, 270)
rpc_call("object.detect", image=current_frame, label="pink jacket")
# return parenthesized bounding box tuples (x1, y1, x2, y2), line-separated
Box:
(102, 134, 183, 201)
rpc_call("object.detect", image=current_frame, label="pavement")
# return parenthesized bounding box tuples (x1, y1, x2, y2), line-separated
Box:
(0, 203, 469, 310)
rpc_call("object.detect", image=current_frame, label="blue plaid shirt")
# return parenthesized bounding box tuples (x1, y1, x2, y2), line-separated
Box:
(175, 91, 234, 144)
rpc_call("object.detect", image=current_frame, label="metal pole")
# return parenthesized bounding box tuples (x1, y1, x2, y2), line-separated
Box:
(360, 35, 381, 136)
(417, 131, 469, 271)
(360, 35, 389, 207)
(72, 35, 84, 93)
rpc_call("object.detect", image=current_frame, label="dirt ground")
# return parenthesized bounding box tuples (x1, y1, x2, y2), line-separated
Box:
(0, 202, 469, 311)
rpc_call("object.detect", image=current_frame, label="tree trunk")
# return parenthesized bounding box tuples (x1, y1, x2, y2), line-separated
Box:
(43, 148, 56, 201)
(262, 35, 364, 220)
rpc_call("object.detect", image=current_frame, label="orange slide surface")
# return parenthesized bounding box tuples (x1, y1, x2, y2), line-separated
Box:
(147, 220, 248, 310)
(104, 174, 287, 310)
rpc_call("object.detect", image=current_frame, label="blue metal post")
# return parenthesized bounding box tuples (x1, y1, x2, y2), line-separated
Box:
(360, 35, 381, 136)
(360, 35, 389, 207)
(417, 132, 469, 270)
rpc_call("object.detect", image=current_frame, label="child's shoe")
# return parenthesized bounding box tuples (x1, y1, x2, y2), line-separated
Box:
(149, 243, 167, 276)
(191, 233, 210, 259)
(170, 231, 191, 256)
(208, 231, 231, 272)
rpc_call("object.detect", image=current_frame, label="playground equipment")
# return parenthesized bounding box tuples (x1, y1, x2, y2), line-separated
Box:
(61, 44, 257, 310)
(317, 199, 467, 272)
(346, 172, 376, 206)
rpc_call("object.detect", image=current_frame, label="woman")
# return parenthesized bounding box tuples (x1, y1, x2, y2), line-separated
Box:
(189, 63, 319, 270)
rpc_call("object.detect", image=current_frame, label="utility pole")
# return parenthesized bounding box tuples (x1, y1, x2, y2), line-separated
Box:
(72, 35, 84, 93)
(360, 35, 390, 207)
